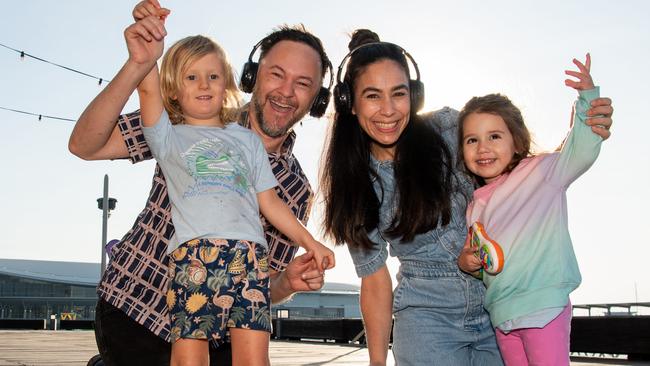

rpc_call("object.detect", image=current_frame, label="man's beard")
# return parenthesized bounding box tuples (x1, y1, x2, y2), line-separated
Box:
(252, 94, 301, 138)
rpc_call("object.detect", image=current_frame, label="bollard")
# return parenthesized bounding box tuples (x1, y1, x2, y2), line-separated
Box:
(49, 314, 57, 331)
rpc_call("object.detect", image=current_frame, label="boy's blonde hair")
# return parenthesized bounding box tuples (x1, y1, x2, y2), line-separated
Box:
(160, 35, 241, 124)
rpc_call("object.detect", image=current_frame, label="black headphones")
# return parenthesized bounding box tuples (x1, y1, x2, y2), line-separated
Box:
(333, 42, 424, 115)
(239, 38, 334, 118)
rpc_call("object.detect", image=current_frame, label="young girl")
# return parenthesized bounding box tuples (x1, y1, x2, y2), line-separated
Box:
(127, 15, 335, 366)
(457, 54, 602, 365)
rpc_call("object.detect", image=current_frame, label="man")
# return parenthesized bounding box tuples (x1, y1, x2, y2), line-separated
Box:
(68, 5, 332, 365)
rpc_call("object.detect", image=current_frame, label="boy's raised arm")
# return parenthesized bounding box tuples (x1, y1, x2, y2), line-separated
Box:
(68, 12, 166, 159)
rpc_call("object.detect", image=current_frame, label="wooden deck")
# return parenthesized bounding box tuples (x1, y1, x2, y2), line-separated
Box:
(0, 330, 647, 366)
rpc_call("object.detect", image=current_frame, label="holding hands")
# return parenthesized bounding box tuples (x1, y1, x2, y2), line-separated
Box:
(304, 239, 336, 273)
(124, 0, 170, 66)
(132, 0, 170, 22)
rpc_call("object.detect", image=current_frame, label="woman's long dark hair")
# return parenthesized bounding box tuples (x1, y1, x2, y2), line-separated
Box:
(321, 29, 453, 250)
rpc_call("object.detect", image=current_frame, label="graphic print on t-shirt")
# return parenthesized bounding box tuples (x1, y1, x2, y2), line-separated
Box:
(181, 138, 252, 199)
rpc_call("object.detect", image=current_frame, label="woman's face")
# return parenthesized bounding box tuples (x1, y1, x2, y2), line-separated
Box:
(352, 59, 410, 161)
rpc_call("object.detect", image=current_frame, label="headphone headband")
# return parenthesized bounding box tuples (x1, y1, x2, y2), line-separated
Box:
(247, 37, 334, 88)
(333, 41, 425, 114)
(335, 42, 421, 85)
(239, 36, 334, 118)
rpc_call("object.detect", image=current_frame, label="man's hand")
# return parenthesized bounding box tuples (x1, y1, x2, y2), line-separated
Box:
(270, 251, 324, 304)
(285, 251, 325, 292)
(124, 15, 166, 66)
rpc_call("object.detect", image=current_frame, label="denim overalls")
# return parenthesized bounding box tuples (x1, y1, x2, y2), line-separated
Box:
(347, 109, 503, 365)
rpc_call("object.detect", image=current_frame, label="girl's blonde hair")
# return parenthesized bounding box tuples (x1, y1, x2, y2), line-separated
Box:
(160, 35, 241, 124)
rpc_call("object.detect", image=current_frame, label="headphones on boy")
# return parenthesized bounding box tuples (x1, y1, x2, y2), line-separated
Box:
(239, 38, 334, 118)
(333, 42, 424, 114)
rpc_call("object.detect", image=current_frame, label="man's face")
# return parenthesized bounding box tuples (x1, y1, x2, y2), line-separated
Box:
(251, 40, 322, 138)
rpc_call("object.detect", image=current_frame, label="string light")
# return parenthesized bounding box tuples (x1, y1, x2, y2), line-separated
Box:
(1, 42, 110, 85)
(0, 106, 75, 122)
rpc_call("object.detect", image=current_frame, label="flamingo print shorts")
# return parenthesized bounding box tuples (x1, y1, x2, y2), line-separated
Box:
(166, 238, 271, 344)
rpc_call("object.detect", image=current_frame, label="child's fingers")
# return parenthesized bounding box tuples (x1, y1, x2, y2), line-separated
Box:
(584, 53, 591, 72)
(564, 79, 578, 89)
(564, 70, 586, 81)
(133, 1, 169, 21)
(572, 57, 589, 75)
(133, 1, 154, 20)
(147, 0, 162, 8)
(462, 235, 471, 249)
(326, 254, 335, 269)
(314, 255, 324, 273)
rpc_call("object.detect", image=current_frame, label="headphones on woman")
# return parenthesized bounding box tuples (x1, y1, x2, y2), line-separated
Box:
(239, 38, 334, 118)
(333, 42, 424, 114)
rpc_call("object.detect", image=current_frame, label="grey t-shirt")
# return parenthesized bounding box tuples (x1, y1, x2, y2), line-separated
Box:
(142, 111, 278, 253)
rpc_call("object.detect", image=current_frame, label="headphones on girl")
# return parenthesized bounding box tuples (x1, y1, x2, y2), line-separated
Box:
(239, 37, 334, 118)
(333, 42, 424, 114)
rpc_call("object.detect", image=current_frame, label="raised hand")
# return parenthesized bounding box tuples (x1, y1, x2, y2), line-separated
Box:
(132, 0, 170, 21)
(565, 53, 595, 91)
(124, 15, 166, 66)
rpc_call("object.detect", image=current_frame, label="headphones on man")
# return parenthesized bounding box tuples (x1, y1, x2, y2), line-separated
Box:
(239, 38, 334, 118)
(333, 42, 424, 115)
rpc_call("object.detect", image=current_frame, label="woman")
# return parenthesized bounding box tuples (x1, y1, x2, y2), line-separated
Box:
(321, 29, 613, 365)
(321, 29, 502, 365)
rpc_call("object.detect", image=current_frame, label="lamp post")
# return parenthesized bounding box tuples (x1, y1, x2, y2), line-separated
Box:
(96, 174, 117, 277)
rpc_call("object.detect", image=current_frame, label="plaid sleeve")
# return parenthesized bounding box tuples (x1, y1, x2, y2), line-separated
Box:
(117, 110, 153, 164)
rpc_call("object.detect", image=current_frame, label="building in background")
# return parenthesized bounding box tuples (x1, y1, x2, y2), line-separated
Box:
(0, 258, 360, 320)
(0, 259, 98, 320)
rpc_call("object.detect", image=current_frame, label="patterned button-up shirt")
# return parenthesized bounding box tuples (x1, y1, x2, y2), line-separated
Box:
(96, 109, 313, 340)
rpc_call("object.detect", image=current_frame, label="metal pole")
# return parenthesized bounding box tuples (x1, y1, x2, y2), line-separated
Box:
(101, 174, 108, 277)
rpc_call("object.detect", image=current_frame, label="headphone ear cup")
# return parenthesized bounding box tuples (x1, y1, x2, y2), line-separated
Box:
(309, 87, 331, 118)
(409, 79, 425, 112)
(333, 82, 352, 115)
(239, 62, 258, 93)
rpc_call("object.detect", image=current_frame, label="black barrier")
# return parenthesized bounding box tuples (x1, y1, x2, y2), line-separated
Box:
(0, 319, 45, 330)
(0, 319, 95, 330)
(60, 319, 94, 330)
(272, 316, 650, 360)
(571, 316, 650, 361)
(272, 318, 365, 343)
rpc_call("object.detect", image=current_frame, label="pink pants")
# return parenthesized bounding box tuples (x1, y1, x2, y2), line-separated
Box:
(495, 303, 572, 366)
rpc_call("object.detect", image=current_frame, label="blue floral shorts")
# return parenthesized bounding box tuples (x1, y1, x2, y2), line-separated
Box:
(167, 238, 271, 344)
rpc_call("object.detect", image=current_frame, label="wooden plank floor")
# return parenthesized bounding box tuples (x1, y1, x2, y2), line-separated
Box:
(0, 330, 647, 366)
(0, 330, 378, 366)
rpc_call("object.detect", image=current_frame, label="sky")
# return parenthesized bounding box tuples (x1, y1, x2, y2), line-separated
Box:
(1, 0, 648, 309)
